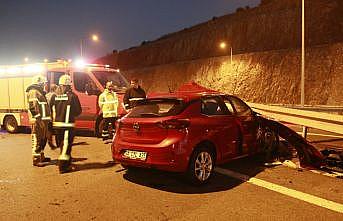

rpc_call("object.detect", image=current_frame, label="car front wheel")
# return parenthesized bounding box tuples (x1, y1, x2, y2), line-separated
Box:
(187, 147, 214, 185)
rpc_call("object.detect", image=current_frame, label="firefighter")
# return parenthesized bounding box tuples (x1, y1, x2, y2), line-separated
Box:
(50, 74, 82, 173)
(26, 75, 51, 166)
(98, 81, 118, 141)
(45, 84, 58, 149)
(123, 78, 146, 110)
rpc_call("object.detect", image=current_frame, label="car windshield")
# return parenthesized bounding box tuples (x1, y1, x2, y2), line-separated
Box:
(127, 98, 185, 118)
(92, 71, 129, 92)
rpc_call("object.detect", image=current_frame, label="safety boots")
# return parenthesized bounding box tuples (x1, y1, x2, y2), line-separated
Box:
(32, 153, 51, 167)
(58, 160, 72, 174)
(40, 152, 51, 162)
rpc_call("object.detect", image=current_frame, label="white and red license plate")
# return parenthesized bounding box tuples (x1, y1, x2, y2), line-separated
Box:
(123, 150, 147, 161)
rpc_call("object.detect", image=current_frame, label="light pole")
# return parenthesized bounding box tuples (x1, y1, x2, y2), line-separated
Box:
(301, 0, 305, 106)
(80, 34, 99, 57)
(219, 41, 232, 65)
(219, 41, 237, 94)
(301, 0, 308, 138)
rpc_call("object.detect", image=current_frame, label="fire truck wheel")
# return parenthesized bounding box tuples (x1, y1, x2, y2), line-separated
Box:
(4, 115, 18, 133)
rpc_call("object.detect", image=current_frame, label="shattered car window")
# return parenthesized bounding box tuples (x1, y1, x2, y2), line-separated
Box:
(201, 97, 231, 115)
(127, 99, 185, 118)
(228, 96, 252, 116)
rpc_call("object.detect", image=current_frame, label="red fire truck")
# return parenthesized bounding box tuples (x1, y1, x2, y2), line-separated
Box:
(0, 60, 129, 136)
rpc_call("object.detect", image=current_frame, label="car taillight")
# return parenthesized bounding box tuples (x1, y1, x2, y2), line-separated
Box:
(156, 119, 190, 129)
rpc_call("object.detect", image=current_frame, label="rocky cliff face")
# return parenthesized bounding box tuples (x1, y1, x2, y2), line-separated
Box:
(122, 43, 343, 105)
(96, 0, 343, 105)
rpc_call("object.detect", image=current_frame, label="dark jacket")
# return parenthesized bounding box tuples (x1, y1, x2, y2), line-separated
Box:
(26, 85, 51, 122)
(50, 88, 82, 128)
(123, 86, 146, 109)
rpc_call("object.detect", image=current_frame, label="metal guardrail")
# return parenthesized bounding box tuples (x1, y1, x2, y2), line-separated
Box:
(267, 104, 343, 115)
(247, 102, 343, 135)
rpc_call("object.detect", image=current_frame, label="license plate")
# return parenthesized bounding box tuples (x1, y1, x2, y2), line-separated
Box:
(123, 150, 147, 161)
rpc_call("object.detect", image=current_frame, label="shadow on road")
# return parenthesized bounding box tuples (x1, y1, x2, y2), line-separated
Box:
(122, 156, 266, 194)
(42, 158, 116, 173)
(72, 141, 89, 146)
(17, 128, 96, 138)
(72, 160, 117, 172)
(44, 157, 88, 167)
(75, 130, 95, 137)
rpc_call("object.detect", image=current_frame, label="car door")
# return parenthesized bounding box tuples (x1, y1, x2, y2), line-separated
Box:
(225, 95, 258, 155)
(200, 96, 239, 161)
(72, 72, 100, 129)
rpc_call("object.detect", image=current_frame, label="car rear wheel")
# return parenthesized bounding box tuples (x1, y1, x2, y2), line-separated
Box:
(187, 147, 214, 185)
(4, 116, 19, 133)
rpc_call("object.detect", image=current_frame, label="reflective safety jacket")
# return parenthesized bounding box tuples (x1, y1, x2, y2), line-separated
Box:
(50, 90, 82, 128)
(26, 85, 51, 123)
(123, 86, 146, 109)
(98, 89, 118, 118)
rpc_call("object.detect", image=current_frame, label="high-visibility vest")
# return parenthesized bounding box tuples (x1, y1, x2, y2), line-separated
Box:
(98, 89, 118, 118)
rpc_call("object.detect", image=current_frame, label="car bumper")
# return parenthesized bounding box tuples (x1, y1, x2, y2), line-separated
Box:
(112, 141, 189, 172)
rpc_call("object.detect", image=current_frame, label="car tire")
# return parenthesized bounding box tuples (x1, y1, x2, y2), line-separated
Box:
(187, 146, 215, 185)
(4, 116, 18, 133)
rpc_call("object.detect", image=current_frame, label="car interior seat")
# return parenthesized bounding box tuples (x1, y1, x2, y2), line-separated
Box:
(203, 101, 220, 115)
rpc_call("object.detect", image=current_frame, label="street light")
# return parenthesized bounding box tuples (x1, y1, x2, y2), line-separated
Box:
(91, 34, 99, 42)
(24, 57, 29, 63)
(80, 34, 99, 57)
(219, 41, 233, 65)
(219, 41, 236, 94)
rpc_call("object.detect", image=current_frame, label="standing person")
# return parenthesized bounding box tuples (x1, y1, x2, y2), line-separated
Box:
(123, 78, 146, 110)
(45, 84, 58, 149)
(45, 84, 58, 105)
(50, 75, 82, 173)
(26, 75, 51, 166)
(98, 81, 118, 141)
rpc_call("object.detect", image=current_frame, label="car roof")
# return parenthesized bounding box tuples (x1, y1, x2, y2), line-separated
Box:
(147, 82, 227, 102)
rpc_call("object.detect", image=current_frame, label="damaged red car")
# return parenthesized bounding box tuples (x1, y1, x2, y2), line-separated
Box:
(111, 83, 271, 185)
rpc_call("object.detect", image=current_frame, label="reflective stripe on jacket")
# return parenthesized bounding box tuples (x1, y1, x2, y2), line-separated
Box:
(98, 89, 118, 118)
(26, 85, 51, 123)
(50, 90, 82, 128)
(123, 86, 146, 109)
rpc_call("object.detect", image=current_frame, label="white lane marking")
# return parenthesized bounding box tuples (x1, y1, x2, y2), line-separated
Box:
(296, 132, 343, 139)
(0, 178, 20, 183)
(215, 167, 343, 213)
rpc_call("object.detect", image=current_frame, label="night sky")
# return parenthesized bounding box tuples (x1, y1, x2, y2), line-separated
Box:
(0, 0, 260, 65)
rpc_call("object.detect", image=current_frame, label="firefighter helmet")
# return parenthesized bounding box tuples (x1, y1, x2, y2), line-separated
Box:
(32, 75, 47, 85)
(59, 75, 72, 86)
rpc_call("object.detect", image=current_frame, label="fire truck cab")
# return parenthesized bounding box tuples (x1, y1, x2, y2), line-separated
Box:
(0, 60, 129, 135)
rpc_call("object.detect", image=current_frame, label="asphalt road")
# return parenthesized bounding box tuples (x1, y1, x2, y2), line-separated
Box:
(0, 130, 342, 221)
